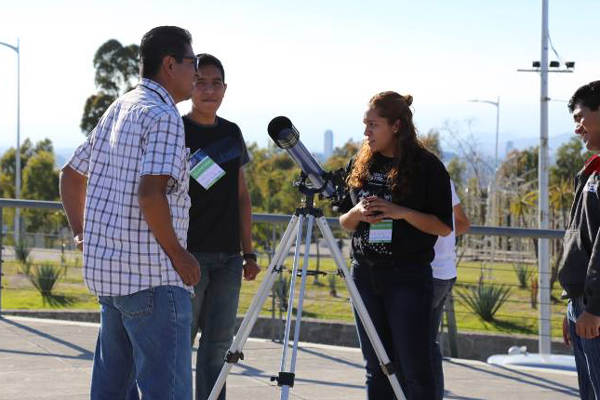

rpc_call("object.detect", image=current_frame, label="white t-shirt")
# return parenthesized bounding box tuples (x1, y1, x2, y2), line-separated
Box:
(431, 180, 460, 280)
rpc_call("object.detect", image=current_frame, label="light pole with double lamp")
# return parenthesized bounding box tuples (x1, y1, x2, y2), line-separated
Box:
(0, 39, 21, 244)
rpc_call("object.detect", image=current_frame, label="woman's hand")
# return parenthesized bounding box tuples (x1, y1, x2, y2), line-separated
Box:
(364, 196, 406, 221)
(340, 195, 398, 231)
(352, 198, 385, 224)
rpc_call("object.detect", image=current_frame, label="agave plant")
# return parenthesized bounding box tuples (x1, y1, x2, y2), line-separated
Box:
(27, 264, 63, 299)
(328, 272, 338, 298)
(14, 239, 31, 265)
(457, 280, 511, 322)
(512, 263, 533, 289)
(272, 273, 291, 311)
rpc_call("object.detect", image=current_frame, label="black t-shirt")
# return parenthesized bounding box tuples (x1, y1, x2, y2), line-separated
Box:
(338, 151, 453, 275)
(183, 115, 250, 253)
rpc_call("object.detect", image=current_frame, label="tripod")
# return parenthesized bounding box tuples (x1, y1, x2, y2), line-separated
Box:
(208, 178, 406, 400)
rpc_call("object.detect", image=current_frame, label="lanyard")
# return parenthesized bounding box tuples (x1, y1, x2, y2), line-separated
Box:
(143, 86, 169, 105)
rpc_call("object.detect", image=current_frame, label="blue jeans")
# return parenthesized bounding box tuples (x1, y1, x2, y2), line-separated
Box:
(352, 262, 436, 400)
(91, 286, 193, 400)
(431, 277, 455, 400)
(568, 296, 600, 400)
(191, 252, 243, 400)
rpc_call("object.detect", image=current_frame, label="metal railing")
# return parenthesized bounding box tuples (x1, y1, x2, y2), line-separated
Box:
(0, 198, 566, 354)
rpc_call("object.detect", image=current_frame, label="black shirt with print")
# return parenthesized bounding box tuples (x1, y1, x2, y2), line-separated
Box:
(338, 151, 453, 277)
(184, 115, 249, 253)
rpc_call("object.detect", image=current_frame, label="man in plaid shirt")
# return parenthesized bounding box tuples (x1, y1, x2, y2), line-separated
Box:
(60, 26, 200, 399)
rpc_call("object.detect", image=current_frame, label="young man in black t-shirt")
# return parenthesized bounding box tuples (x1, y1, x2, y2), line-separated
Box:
(184, 54, 260, 400)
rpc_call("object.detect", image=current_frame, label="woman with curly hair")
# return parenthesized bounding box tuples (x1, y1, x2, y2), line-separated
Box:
(338, 91, 453, 400)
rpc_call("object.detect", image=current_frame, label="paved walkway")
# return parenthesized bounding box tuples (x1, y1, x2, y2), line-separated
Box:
(0, 316, 580, 399)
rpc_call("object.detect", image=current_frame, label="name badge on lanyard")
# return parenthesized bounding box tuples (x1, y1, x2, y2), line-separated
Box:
(189, 148, 226, 189)
(368, 219, 393, 243)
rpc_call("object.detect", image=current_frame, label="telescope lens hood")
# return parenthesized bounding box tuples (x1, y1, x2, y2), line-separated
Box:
(268, 116, 299, 149)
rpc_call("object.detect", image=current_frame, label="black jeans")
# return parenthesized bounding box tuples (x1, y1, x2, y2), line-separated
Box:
(352, 262, 436, 400)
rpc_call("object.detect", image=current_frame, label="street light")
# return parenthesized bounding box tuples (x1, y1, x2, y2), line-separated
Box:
(469, 97, 500, 170)
(515, 0, 577, 357)
(469, 97, 501, 283)
(0, 39, 20, 243)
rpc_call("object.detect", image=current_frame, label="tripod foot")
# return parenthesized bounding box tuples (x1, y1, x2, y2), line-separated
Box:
(270, 372, 295, 387)
(381, 362, 396, 376)
(224, 350, 244, 364)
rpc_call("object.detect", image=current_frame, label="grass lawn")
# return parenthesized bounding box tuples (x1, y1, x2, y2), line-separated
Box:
(1, 255, 567, 339)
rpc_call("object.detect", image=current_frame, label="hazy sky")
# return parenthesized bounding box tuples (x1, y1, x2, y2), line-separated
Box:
(0, 0, 598, 157)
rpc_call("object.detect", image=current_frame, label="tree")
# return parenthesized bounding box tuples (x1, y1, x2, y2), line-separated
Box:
(0, 139, 65, 242)
(0, 138, 53, 198)
(551, 137, 593, 184)
(498, 147, 539, 187)
(21, 151, 61, 233)
(441, 119, 493, 191)
(323, 140, 360, 171)
(244, 143, 302, 258)
(420, 129, 442, 159)
(80, 39, 140, 134)
(447, 158, 466, 190)
(548, 178, 574, 291)
(80, 94, 116, 134)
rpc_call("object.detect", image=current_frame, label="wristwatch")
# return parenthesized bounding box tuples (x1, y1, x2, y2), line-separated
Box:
(73, 233, 84, 245)
(243, 253, 257, 262)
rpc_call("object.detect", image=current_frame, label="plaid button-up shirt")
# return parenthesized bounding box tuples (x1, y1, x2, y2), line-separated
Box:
(66, 78, 192, 296)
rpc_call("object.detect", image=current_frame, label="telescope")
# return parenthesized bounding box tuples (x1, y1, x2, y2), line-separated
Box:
(267, 116, 345, 201)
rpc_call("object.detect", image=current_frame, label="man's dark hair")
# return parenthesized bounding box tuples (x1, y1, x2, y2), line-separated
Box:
(197, 53, 225, 82)
(140, 26, 193, 79)
(568, 80, 600, 113)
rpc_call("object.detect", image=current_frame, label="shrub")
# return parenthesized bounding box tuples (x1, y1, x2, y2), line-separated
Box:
(328, 272, 338, 298)
(18, 258, 33, 276)
(513, 263, 533, 289)
(457, 281, 511, 322)
(14, 239, 31, 264)
(27, 264, 63, 299)
(272, 273, 291, 311)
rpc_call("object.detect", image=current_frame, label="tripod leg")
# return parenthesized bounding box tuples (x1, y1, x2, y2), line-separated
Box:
(207, 215, 301, 400)
(315, 217, 407, 400)
(280, 214, 315, 400)
(278, 215, 305, 383)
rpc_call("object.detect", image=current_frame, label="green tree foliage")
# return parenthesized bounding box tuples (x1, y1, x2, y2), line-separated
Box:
(551, 137, 593, 184)
(323, 140, 360, 171)
(0, 139, 64, 237)
(245, 144, 301, 255)
(245, 140, 361, 254)
(21, 151, 62, 233)
(80, 39, 140, 134)
(420, 129, 443, 160)
(0, 138, 53, 198)
(499, 147, 539, 186)
(80, 94, 116, 134)
(447, 158, 466, 191)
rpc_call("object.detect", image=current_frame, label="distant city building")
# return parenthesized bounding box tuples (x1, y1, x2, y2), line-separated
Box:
(324, 129, 333, 159)
(506, 140, 514, 156)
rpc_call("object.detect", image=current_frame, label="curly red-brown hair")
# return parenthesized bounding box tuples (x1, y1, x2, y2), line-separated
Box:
(347, 91, 426, 200)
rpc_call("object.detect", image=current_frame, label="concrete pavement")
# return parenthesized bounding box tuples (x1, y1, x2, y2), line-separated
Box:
(0, 316, 580, 399)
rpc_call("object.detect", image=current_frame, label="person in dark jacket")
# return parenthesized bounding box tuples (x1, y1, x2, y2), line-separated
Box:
(560, 80, 600, 400)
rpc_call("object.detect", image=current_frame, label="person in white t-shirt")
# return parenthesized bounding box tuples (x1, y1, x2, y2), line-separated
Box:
(431, 179, 470, 400)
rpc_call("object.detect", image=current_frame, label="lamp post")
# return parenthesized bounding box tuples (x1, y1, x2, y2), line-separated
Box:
(538, 0, 551, 357)
(515, 0, 573, 358)
(0, 39, 20, 244)
(469, 97, 500, 170)
(470, 97, 501, 273)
